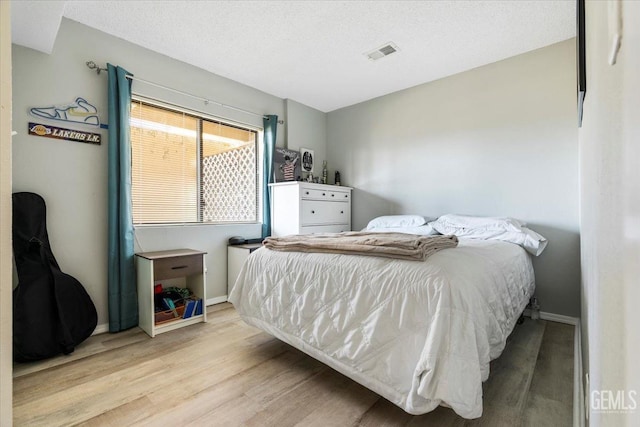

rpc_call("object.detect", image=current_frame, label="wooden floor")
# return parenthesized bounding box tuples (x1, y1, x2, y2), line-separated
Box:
(13, 303, 574, 426)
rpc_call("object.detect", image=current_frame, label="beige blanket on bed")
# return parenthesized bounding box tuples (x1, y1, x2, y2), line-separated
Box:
(262, 232, 458, 261)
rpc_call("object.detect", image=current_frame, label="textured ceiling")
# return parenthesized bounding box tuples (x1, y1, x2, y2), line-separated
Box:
(11, 1, 576, 112)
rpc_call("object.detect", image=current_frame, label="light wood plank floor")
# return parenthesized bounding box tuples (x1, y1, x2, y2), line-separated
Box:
(13, 303, 574, 426)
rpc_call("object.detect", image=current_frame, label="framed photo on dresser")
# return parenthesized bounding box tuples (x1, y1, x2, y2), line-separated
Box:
(273, 148, 301, 182)
(301, 147, 314, 174)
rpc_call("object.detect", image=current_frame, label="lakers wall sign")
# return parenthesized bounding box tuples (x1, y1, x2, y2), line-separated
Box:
(28, 122, 101, 145)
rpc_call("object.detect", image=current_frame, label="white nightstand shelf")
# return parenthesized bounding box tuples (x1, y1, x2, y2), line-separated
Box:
(136, 249, 207, 337)
(228, 243, 262, 296)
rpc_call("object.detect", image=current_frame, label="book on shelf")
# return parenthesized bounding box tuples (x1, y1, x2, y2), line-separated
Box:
(182, 299, 196, 319)
(194, 298, 203, 316)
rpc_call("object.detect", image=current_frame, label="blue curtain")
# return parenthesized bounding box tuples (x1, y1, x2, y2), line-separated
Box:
(107, 64, 137, 332)
(262, 115, 278, 238)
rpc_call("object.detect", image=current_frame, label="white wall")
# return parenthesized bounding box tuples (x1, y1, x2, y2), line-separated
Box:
(11, 18, 287, 330)
(580, 2, 640, 425)
(327, 40, 580, 317)
(0, 1, 12, 423)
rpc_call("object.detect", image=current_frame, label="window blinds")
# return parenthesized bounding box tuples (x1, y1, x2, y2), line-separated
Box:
(130, 99, 258, 224)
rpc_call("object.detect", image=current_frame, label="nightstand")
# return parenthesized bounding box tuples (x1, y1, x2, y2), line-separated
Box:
(135, 249, 207, 337)
(228, 243, 262, 295)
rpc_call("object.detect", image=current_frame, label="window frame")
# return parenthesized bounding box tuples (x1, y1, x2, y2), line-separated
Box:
(130, 95, 263, 227)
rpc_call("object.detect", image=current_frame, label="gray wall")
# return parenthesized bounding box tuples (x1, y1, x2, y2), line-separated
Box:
(327, 39, 580, 317)
(12, 18, 287, 330)
(580, 2, 640, 425)
(285, 99, 327, 177)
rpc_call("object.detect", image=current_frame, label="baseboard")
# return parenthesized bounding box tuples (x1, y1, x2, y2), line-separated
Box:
(526, 309, 582, 425)
(206, 295, 228, 306)
(92, 323, 109, 336)
(540, 311, 579, 326)
(524, 309, 579, 326)
(524, 309, 583, 425)
(574, 319, 585, 427)
(91, 296, 229, 336)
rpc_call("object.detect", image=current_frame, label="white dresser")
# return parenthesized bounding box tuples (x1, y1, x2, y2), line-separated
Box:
(270, 182, 352, 236)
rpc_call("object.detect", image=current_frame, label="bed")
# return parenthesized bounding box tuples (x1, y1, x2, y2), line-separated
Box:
(228, 224, 538, 418)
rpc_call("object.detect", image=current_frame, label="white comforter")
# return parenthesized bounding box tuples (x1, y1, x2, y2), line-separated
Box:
(228, 238, 534, 418)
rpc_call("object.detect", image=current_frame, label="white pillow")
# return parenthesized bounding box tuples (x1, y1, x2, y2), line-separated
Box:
(365, 215, 426, 230)
(500, 227, 548, 256)
(431, 214, 524, 233)
(364, 224, 439, 236)
(429, 214, 547, 256)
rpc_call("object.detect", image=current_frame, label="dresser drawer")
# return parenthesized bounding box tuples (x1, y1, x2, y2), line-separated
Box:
(301, 200, 350, 225)
(153, 254, 203, 280)
(300, 224, 349, 234)
(301, 187, 351, 202)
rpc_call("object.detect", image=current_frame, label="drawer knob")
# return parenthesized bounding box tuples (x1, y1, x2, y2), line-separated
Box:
(322, 193, 326, 196)
(341, 211, 344, 214)
(311, 210, 315, 214)
(345, 194, 348, 198)
(331, 194, 335, 197)
(305, 191, 309, 195)
(171, 265, 188, 270)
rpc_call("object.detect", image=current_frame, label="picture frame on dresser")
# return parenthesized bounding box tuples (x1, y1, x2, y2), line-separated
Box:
(273, 148, 301, 182)
(300, 147, 314, 173)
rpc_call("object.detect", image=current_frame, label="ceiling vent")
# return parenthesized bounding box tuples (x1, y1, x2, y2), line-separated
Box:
(365, 42, 400, 61)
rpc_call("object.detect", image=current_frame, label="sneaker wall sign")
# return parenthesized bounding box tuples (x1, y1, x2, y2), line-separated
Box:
(28, 97, 105, 145)
(30, 97, 105, 128)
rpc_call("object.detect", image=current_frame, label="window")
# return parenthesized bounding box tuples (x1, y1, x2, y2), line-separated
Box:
(130, 99, 259, 224)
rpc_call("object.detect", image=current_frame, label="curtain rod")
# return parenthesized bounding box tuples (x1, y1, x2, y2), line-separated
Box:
(86, 61, 284, 124)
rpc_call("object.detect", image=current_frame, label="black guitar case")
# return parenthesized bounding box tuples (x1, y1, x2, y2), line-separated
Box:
(12, 192, 97, 362)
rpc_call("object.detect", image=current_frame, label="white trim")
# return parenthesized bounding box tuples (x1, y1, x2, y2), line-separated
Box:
(524, 308, 580, 325)
(540, 311, 579, 325)
(92, 323, 109, 336)
(574, 319, 585, 427)
(524, 309, 583, 425)
(525, 309, 583, 424)
(207, 295, 228, 306)
(91, 295, 229, 336)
